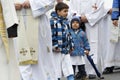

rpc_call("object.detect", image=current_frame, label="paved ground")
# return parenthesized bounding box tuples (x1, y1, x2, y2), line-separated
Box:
(61, 69, 120, 80)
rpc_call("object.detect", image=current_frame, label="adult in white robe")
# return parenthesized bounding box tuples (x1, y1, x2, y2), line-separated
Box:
(97, 0, 117, 73)
(69, 0, 108, 77)
(111, 0, 120, 68)
(102, 0, 120, 72)
(0, 0, 21, 80)
(14, 0, 57, 80)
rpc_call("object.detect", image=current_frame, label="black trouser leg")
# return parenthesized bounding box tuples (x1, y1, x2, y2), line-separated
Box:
(78, 65, 87, 77)
(72, 65, 76, 75)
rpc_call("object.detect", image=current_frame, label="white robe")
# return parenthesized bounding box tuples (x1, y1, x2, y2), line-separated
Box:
(69, 0, 108, 75)
(1, 0, 18, 29)
(0, 38, 21, 80)
(0, 0, 21, 80)
(100, 0, 120, 68)
(14, 0, 57, 80)
(31, 14, 57, 80)
(97, 0, 116, 73)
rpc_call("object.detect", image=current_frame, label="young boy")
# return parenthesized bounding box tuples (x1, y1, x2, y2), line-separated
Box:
(69, 16, 90, 80)
(50, 2, 74, 80)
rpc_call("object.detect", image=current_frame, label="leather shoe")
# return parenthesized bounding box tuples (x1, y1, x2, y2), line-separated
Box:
(88, 74, 96, 79)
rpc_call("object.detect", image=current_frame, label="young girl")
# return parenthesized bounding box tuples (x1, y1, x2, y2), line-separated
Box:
(69, 16, 90, 80)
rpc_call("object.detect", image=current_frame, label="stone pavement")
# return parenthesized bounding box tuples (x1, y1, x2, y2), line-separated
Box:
(61, 69, 120, 80)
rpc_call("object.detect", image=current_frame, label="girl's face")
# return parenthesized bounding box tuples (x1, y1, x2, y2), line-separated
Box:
(72, 21, 80, 30)
(57, 8, 68, 18)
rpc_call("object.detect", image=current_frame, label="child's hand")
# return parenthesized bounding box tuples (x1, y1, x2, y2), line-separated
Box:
(69, 48, 74, 54)
(53, 48, 61, 53)
(113, 20, 118, 26)
(84, 50, 89, 55)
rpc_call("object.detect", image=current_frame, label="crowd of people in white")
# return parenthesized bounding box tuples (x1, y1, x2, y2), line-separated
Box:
(0, 0, 120, 80)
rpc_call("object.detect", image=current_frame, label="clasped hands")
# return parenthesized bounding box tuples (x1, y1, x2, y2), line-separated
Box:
(15, 0, 30, 10)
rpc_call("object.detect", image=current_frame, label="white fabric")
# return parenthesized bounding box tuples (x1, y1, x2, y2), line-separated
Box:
(109, 17, 120, 43)
(14, 0, 57, 80)
(16, 6, 39, 64)
(53, 52, 74, 78)
(110, 25, 119, 43)
(14, 38, 33, 80)
(70, 56, 85, 65)
(31, 15, 57, 80)
(69, 0, 93, 16)
(1, 0, 18, 29)
(97, 0, 120, 73)
(0, 37, 21, 80)
(97, 15, 116, 72)
(0, 1, 20, 80)
(114, 38, 120, 66)
(29, 0, 55, 17)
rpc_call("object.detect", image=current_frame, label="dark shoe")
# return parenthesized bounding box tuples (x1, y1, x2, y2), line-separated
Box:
(75, 72, 81, 79)
(88, 74, 96, 79)
(103, 67, 113, 74)
(75, 76, 88, 80)
(74, 77, 80, 80)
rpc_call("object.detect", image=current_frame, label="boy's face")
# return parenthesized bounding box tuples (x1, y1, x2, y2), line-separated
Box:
(72, 21, 80, 30)
(57, 8, 68, 18)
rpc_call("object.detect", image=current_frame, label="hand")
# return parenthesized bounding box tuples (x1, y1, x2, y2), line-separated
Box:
(22, 0, 30, 9)
(108, 8, 112, 14)
(84, 50, 89, 55)
(53, 48, 61, 53)
(81, 15, 88, 22)
(15, 3, 22, 10)
(69, 48, 74, 54)
(112, 20, 118, 26)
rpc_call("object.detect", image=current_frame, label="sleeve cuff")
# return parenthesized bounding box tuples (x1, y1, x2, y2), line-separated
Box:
(7, 23, 18, 38)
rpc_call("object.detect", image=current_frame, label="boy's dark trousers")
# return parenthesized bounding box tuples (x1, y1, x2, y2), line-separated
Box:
(73, 65, 87, 79)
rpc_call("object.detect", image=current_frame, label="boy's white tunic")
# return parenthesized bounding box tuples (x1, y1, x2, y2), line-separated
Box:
(0, 0, 21, 80)
(53, 53, 74, 78)
(14, 0, 57, 80)
(69, 0, 108, 74)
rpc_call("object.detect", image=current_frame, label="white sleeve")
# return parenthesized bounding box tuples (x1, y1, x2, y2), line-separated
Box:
(1, 0, 18, 29)
(85, 0, 108, 26)
(29, 0, 55, 17)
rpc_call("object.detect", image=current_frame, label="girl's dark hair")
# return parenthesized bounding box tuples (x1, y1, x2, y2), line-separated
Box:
(55, 2, 69, 13)
(80, 22, 86, 31)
